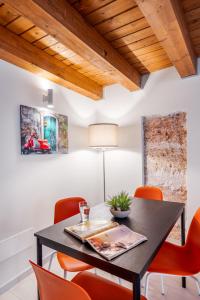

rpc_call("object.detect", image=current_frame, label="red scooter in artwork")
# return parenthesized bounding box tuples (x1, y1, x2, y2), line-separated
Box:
(23, 133, 51, 154)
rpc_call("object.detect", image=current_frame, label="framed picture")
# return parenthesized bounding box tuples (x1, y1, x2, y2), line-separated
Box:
(20, 105, 68, 155)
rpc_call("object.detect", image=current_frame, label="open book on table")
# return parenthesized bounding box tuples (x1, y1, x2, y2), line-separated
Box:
(64, 221, 147, 260)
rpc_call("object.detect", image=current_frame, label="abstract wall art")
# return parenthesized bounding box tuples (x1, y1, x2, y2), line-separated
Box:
(20, 105, 68, 155)
(143, 112, 187, 240)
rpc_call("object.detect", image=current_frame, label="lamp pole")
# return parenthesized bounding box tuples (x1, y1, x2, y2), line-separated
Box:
(102, 150, 106, 202)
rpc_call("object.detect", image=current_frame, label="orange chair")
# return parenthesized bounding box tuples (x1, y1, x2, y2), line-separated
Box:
(48, 197, 92, 279)
(145, 208, 200, 297)
(30, 261, 147, 300)
(134, 186, 163, 201)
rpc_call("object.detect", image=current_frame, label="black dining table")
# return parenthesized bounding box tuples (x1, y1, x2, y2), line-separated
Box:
(35, 198, 185, 300)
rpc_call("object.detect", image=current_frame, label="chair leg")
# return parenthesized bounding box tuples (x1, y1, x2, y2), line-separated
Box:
(161, 275, 165, 295)
(64, 270, 67, 280)
(145, 272, 153, 298)
(142, 273, 147, 288)
(118, 277, 122, 285)
(191, 276, 200, 296)
(48, 251, 56, 271)
(145, 273, 200, 297)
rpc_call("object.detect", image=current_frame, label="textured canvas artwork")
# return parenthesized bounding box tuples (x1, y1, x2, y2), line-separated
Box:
(143, 112, 187, 240)
(20, 105, 68, 155)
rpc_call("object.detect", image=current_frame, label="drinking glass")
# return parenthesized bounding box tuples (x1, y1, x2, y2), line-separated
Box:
(79, 201, 90, 222)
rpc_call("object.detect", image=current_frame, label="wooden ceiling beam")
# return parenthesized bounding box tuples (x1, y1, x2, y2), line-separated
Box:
(135, 0, 197, 77)
(0, 25, 102, 100)
(4, 0, 141, 91)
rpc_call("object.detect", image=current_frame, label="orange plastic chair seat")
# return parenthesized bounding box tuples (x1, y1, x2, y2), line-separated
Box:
(57, 252, 92, 272)
(72, 271, 147, 300)
(31, 261, 91, 300)
(148, 208, 200, 277)
(148, 241, 199, 276)
(54, 197, 93, 272)
(134, 186, 163, 201)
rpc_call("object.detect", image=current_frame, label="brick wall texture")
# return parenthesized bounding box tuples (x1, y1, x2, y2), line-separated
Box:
(143, 112, 187, 240)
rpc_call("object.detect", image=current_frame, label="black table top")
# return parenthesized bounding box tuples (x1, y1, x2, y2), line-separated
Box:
(35, 198, 184, 282)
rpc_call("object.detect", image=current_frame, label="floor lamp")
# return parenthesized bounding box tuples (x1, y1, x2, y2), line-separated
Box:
(88, 123, 119, 202)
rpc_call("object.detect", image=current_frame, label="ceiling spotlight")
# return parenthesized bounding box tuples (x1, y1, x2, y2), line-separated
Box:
(43, 89, 54, 108)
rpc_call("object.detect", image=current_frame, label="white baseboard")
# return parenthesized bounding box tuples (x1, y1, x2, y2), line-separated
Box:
(0, 252, 53, 295)
(0, 228, 34, 263)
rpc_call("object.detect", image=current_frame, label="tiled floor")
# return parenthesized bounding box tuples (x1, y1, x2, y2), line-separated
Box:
(0, 258, 199, 300)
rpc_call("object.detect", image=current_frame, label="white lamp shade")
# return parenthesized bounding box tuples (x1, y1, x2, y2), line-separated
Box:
(88, 123, 118, 148)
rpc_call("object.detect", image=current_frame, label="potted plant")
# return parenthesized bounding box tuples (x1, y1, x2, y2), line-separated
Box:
(106, 191, 132, 218)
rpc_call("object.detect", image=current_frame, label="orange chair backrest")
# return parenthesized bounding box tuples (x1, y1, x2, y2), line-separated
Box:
(185, 208, 200, 268)
(30, 261, 91, 300)
(134, 186, 163, 201)
(54, 197, 86, 224)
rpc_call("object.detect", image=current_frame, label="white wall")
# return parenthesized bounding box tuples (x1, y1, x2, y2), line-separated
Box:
(1, 58, 200, 292)
(0, 60, 101, 291)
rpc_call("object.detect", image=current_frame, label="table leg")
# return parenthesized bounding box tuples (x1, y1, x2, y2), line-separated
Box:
(37, 238, 43, 266)
(181, 208, 186, 288)
(36, 238, 42, 300)
(133, 276, 141, 300)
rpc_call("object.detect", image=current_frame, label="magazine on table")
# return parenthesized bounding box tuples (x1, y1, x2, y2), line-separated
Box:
(65, 221, 147, 260)
(64, 220, 118, 242)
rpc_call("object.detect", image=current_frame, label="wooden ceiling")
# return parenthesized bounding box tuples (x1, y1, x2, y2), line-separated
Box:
(0, 0, 199, 100)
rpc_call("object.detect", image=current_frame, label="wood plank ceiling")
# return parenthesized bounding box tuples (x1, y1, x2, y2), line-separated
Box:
(0, 0, 199, 100)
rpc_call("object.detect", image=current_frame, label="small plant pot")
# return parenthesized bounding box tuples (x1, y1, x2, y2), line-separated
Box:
(110, 208, 130, 219)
